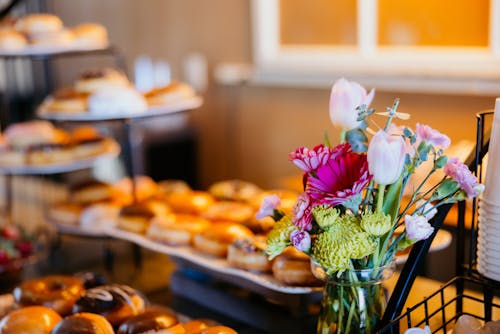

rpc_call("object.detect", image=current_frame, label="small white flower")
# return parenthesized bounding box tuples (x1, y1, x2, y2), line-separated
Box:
(404, 214, 434, 241)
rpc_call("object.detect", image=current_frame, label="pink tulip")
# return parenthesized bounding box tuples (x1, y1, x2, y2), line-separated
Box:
(329, 78, 375, 130)
(404, 214, 434, 241)
(367, 130, 406, 185)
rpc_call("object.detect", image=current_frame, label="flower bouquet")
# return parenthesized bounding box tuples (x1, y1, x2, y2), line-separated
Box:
(261, 78, 483, 334)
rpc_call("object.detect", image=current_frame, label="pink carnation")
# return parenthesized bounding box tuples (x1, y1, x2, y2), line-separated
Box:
(306, 143, 372, 207)
(444, 157, 483, 198)
(289, 144, 331, 173)
(292, 192, 314, 230)
(416, 123, 450, 149)
(290, 230, 311, 253)
(255, 194, 281, 219)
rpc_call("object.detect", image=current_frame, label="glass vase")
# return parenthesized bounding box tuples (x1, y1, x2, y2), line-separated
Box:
(312, 261, 396, 334)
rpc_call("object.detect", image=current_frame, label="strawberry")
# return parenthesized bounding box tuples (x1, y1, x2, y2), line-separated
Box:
(15, 241, 33, 257)
(1, 225, 20, 240)
(0, 250, 9, 264)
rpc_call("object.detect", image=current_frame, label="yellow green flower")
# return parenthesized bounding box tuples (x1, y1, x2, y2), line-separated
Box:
(265, 216, 297, 259)
(311, 231, 351, 274)
(312, 205, 341, 230)
(360, 211, 392, 236)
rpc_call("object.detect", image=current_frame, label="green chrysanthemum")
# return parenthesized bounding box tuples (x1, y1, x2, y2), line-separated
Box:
(360, 211, 392, 236)
(265, 216, 297, 259)
(311, 215, 377, 274)
(311, 231, 351, 274)
(312, 205, 340, 230)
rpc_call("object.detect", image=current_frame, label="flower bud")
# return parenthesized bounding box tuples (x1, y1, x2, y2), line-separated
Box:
(404, 214, 434, 241)
(329, 78, 375, 131)
(290, 230, 311, 253)
(367, 130, 406, 185)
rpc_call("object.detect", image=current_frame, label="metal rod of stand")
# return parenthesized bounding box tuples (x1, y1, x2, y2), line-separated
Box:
(4, 174, 12, 226)
(122, 119, 142, 268)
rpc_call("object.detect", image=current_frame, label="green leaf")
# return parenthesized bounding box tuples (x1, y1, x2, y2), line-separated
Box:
(383, 177, 404, 222)
(435, 156, 448, 169)
(431, 179, 460, 200)
(403, 127, 412, 138)
(346, 128, 368, 153)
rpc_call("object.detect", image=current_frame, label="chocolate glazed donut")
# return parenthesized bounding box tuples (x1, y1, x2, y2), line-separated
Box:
(51, 312, 114, 334)
(117, 310, 180, 334)
(73, 284, 146, 327)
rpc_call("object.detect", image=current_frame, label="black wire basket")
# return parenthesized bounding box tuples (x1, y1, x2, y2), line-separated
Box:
(379, 111, 500, 333)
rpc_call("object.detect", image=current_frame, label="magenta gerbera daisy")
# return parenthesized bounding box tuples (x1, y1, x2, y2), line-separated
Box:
(306, 143, 372, 207)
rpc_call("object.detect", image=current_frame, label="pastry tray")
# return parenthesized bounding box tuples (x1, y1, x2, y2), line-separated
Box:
(0, 141, 119, 175)
(104, 227, 322, 295)
(0, 43, 110, 58)
(36, 96, 203, 121)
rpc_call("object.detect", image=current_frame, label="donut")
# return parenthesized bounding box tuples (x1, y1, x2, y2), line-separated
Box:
(73, 272, 108, 289)
(201, 326, 238, 334)
(46, 88, 89, 112)
(117, 203, 157, 234)
(165, 191, 215, 214)
(146, 214, 211, 246)
(115, 176, 159, 203)
(193, 222, 254, 257)
(116, 310, 179, 334)
(51, 312, 114, 334)
(26, 142, 74, 164)
(201, 201, 254, 223)
(72, 23, 108, 48)
(4, 121, 59, 149)
(208, 179, 262, 202)
(75, 68, 130, 94)
(0, 306, 62, 334)
(181, 319, 218, 333)
(271, 247, 321, 286)
(158, 179, 192, 196)
(88, 87, 148, 115)
(79, 202, 120, 230)
(15, 14, 63, 36)
(143, 81, 195, 106)
(227, 236, 272, 272)
(47, 202, 84, 226)
(30, 29, 75, 47)
(13, 275, 84, 315)
(70, 180, 117, 204)
(0, 30, 27, 50)
(73, 284, 146, 327)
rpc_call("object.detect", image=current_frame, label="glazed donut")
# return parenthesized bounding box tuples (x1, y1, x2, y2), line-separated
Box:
(201, 201, 254, 223)
(271, 247, 321, 286)
(208, 179, 262, 202)
(165, 191, 215, 214)
(143, 81, 195, 106)
(47, 202, 84, 226)
(201, 326, 238, 334)
(0, 306, 62, 334)
(4, 120, 59, 149)
(193, 222, 254, 257)
(115, 176, 159, 203)
(158, 179, 192, 196)
(88, 87, 148, 115)
(181, 319, 218, 333)
(75, 68, 130, 94)
(146, 214, 211, 246)
(117, 203, 157, 234)
(51, 312, 114, 334)
(30, 28, 74, 47)
(116, 309, 179, 334)
(73, 284, 146, 327)
(0, 30, 27, 50)
(72, 23, 108, 48)
(15, 14, 63, 36)
(46, 88, 89, 112)
(70, 180, 117, 204)
(74, 272, 108, 289)
(227, 236, 272, 272)
(13, 275, 84, 315)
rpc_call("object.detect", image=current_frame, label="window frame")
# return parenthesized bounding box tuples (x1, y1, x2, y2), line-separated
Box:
(250, 0, 500, 95)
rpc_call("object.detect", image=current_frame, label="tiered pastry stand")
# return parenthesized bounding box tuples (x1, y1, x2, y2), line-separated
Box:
(0, 41, 126, 277)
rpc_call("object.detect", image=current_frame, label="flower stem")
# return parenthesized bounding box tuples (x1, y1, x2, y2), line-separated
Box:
(377, 184, 386, 213)
(340, 130, 347, 144)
